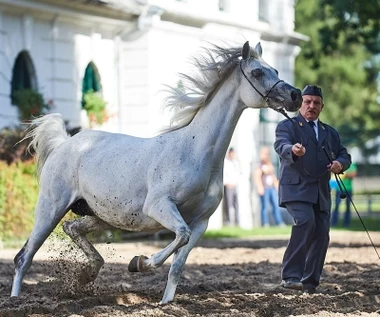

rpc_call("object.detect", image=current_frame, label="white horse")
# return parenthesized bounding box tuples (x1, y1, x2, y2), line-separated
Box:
(11, 41, 301, 304)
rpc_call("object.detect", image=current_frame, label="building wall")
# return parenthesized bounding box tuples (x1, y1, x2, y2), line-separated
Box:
(0, 4, 131, 130)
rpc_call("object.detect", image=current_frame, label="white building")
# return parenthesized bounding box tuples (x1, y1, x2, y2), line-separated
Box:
(0, 0, 306, 229)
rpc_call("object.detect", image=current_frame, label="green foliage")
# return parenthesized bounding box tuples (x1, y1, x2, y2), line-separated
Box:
(13, 89, 53, 121)
(83, 90, 108, 126)
(319, 0, 380, 54)
(0, 161, 38, 241)
(0, 161, 77, 245)
(295, 0, 380, 152)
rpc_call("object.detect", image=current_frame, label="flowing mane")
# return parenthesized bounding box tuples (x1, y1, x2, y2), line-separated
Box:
(161, 44, 258, 132)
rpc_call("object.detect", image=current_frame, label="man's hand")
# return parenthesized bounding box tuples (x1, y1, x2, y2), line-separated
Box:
(292, 143, 306, 157)
(327, 160, 343, 174)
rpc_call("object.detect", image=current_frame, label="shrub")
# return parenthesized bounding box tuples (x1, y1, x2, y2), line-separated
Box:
(0, 161, 77, 245)
(83, 90, 108, 126)
(13, 89, 53, 121)
(0, 161, 38, 242)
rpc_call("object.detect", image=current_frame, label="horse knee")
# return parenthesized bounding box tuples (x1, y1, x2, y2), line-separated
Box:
(168, 261, 184, 282)
(176, 226, 191, 246)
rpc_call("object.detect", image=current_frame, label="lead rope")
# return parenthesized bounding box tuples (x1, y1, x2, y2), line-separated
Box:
(276, 108, 380, 260)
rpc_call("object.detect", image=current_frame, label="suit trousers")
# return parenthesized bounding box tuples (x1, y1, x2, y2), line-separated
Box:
(282, 201, 330, 288)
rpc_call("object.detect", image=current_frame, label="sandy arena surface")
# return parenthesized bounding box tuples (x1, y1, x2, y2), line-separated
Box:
(0, 231, 379, 317)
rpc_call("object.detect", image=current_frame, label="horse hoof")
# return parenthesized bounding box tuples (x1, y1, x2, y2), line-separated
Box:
(128, 255, 148, 272)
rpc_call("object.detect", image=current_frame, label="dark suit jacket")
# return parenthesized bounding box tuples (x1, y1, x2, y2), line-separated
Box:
(274, 114, 351, 211)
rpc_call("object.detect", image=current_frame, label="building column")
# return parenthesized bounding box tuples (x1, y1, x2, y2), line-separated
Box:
(22, 15, 34, 51)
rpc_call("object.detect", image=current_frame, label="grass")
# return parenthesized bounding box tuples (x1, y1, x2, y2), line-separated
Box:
(203, 216, 380, 240)
(333, 216, 380, 232)
(204, 225, 291, 239)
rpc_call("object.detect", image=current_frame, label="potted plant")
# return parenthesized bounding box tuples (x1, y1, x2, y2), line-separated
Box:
(82, 90, 108, 127)
(13, 89, 53, 121)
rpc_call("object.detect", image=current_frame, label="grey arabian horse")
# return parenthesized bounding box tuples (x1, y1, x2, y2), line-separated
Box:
(11, 41, 301, 304)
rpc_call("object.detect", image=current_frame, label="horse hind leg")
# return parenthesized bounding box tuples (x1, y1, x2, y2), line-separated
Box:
(62, 216, 110, 285)
(11, 195, 69, 297)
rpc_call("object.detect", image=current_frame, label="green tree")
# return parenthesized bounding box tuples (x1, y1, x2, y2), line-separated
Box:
(295, 0, 380, 153)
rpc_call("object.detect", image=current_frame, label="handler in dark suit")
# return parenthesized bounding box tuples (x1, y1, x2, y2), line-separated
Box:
(274, 85, 351, 293)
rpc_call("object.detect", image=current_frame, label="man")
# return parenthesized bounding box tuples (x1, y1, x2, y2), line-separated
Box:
(274, 85, 351, 293)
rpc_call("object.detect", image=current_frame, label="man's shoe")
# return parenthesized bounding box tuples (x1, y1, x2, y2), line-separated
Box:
(280, 279, 303, 290)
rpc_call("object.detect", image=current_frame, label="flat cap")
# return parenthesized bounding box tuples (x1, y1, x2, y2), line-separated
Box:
(301, 85, 323, 99)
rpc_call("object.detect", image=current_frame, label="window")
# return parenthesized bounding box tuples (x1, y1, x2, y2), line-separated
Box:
(11, 51, 37, 104)
(82, 62, 102, 108)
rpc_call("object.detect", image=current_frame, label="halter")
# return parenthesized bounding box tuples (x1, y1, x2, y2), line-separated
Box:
(239, 60, 283, 104)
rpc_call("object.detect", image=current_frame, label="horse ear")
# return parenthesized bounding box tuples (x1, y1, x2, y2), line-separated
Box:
(254, 42, 263, 57)
(242, 41, 250, 60)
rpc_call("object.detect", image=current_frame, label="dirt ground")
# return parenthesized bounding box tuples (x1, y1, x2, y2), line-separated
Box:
(0, 231, 379, 317)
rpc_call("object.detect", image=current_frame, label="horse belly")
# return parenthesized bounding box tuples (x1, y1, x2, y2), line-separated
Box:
(86, 197, 163, 232)
(100, 206, 162, 232)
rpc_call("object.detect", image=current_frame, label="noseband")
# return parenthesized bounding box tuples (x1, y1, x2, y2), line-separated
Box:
(239, 61, 283, 104)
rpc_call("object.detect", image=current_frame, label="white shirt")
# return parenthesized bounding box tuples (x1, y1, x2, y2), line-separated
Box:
(223, 158, 240, 186)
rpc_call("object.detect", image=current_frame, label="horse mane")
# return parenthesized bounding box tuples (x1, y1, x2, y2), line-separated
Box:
(160, 43, 258, 133)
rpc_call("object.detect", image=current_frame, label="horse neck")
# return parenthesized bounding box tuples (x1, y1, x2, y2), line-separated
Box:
(185, 73, 245, 164)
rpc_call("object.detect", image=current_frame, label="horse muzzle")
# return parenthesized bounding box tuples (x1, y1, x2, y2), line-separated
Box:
(268, 84, 302, 113)
(285, 88, 302, 112)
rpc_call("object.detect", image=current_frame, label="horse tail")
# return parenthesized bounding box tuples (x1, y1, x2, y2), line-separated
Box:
(24, 113, 70, 178)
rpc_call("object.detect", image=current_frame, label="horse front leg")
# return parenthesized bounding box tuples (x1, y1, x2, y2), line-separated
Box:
(128, 198, 191, 272)
(160, 218, 209, 304)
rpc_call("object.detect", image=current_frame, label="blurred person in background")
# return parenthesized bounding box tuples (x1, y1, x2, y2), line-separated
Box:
(331, 162, 357, 227)
(254, 146, 285, 227)
(223, 147, 240, 226)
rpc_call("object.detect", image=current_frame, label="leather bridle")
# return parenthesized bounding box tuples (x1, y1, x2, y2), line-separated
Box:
(239, 60, 283, 104)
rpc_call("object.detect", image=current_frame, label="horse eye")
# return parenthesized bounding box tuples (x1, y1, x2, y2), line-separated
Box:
(251, 69, 264, 78)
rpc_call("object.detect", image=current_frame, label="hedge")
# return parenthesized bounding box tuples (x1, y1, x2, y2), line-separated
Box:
(0, 161, 91, 246)
(0, 161, 38, 242)
(0, 161, 77, 245)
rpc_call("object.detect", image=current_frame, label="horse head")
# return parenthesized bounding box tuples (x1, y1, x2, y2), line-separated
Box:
(239, 41, 302, 113)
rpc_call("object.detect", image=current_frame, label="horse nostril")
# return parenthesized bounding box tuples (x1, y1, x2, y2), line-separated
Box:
(291, 90, 298, 102)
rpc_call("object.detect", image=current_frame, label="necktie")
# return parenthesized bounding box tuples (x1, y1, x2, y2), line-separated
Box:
(308, 121, 317, 139)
